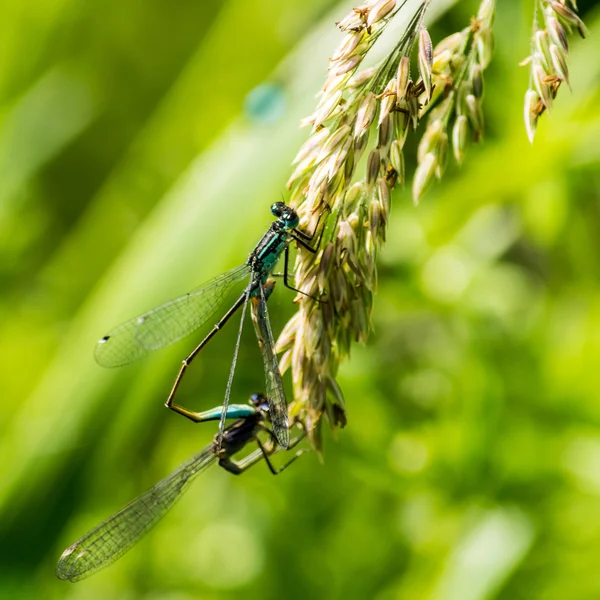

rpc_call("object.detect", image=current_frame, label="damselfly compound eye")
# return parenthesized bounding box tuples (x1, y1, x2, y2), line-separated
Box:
(270, 202, 286, 217)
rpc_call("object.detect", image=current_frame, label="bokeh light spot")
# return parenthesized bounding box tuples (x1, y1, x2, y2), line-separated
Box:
(244, 83, 286, 125)
(421, 247, 472, 303)
(191, 521, 264, 589)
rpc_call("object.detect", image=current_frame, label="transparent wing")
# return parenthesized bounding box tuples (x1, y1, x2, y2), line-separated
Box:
(56, 445, 216, 582)
(251, 285, 290, 449)
(95, 264, 251, 367)
(219, 285, 251, 446)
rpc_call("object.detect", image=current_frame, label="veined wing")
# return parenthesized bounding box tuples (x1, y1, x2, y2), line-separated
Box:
(95, 264, 251, 367)
(251, 284, 290, 449)
(56, 445, 216, 582)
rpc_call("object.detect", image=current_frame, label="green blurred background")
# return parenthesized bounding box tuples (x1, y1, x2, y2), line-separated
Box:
(1, 0, 600, 598)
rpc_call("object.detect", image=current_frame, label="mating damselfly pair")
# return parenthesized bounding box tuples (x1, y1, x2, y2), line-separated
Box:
(56, 201, 328, 581)
(95, 201, 328, 447)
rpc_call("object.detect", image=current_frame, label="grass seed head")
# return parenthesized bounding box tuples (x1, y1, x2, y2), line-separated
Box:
(279, 0, 499, 447)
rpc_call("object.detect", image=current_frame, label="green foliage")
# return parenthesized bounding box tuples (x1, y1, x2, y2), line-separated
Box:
(1, 0, 600, 598)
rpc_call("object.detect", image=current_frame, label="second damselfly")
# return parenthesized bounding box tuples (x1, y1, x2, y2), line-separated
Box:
(95, 202, 327, 447)
(56, 393, 306, 582)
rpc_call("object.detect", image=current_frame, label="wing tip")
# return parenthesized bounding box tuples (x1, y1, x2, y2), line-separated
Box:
(274, 421, 291, 449)
(93, 337, 130, 368)
(56, 544, 84, 582)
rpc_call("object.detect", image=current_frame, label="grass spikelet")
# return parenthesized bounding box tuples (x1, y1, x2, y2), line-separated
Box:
(522, 0, 587, 142)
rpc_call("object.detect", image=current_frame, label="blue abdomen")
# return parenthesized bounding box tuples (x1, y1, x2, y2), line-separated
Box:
(202, 404, 257, 421)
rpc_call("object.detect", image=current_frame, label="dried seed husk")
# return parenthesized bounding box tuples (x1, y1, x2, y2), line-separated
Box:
(288, 177, 310, 205)
(322, 73, 352, 96)
(305, 306, 324, 354)
(368, 197, 381, 239)
(366, 0, 396, 28)
(550, 44, 570, 86)
(301, 274, 320, 302)
(344, 142, 355, 180)
(354, 129, 370, 155)
(325, 375, 346, 420)
(354, 92, 377, 135)
(314, 333, 331, 372)
(396, 56, 411, 101)
(547, 16, 569, 52)
(524, 89, 539, 143)
(395, 151, 405, 186)
(379, 89, 397, 124)
(293, 127, 331, 165)
(326, 137, 353, 180)
(318, 242, 335, 290)
(377, 177, 391, 218)
(452, 115, 469, 164)
(476, 28, 494, 68)
(363, 243, 378, 283)
(465, 94, 484, 137)
(364, 227, 375, 257)
(533, 64, 553, 112)
(550, 1, 585, 31)
(417, 119, 443, 162)
(389, 139, 403, 174)
(336, 8, 365, 32)
(344, 181, 365, 215)
(377, 113, 393, 150)
(366, 148, 381, 187)
(350, 297, 370, 343)
(407, 93, 420, 129)
(348, 67, 377, 88)
(535, 30, 552, 71)
(278, 349, 292, 376)
(287, 155, 316, 189)
(418, 29, 433, 101)
(393, 111, 410, 147)
(313, 90, 343, 128)
(576, 18, 588, 39)
(344, 252, 362, 283)
(287, 334, 306, 380)
(413, 152, 438, 204)
(332, 32, 363, 61)
(309, 160, 333, 197)
(300, 114, 316, 129)
(316, 124, 351, 163)
(519, 56, 533, 67)
(435, 132, 448, 179)
(335, 54, 363, 76)
(320, 297, 335, 338)
(532, 51, 546, 72)
(276, 312, 300, 354)
(478, 0, 496, 24)
(306, 410, 322, 453)
(471, 64, 484, 99)
(331, 266, 349, 313)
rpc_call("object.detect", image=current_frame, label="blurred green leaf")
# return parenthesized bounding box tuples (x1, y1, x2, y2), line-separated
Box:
(1, 1, 600, 600)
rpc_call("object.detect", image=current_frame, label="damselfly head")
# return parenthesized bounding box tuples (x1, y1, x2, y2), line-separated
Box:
(249, 392, 269, 412)
(270, 202, 300, 229)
